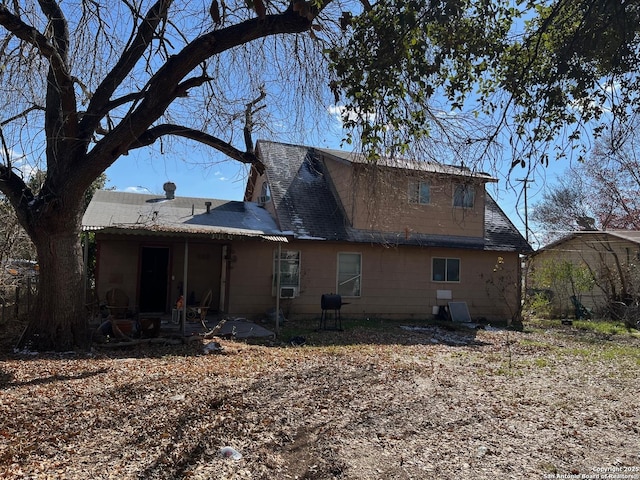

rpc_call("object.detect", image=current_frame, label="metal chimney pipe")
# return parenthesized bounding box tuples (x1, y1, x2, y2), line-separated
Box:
(205, 201, 212, 214)
(163, 182, 176, 199)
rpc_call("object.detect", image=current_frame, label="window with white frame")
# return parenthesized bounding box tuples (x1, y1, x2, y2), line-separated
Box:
(337, 252, 361, 297)
(273, 250, 300, 291)
(432, 258, 460, 282)
(408, 181, 430, 205)
(453, 184, 475, 208)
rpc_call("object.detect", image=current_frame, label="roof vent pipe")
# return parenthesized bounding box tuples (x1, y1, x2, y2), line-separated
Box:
(163, 182, 176, 199)
(205, 201, 212, 214)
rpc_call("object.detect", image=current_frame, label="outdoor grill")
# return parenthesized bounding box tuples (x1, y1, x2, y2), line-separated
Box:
(319, 294, 344, 331)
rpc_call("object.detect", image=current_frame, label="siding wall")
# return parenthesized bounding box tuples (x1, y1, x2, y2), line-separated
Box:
(228, 240, 519, 321)
(96, 234, 520, 321)
(256, 155, 488, 237)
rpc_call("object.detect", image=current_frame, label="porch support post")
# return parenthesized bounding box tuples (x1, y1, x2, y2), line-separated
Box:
(275, 243, 282, 336)
(219, 245, 227, 313)
(182, 239, 189, 337)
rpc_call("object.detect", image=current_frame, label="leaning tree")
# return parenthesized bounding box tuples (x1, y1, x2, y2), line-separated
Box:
(2, 0, 639, 350)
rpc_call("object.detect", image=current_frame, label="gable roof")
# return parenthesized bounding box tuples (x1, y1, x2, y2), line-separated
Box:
(256, 140, 532, 253)
(530, 230, 640, 256)
(82, 190, 286, 241)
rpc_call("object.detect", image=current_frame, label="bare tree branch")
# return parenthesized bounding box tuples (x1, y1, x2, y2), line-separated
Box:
(129, 124, 265, 174)
(0, 4, 60, 58)
(82, 7, 316, 177)
(1, 105, 45, 127)
(90, 74, 214, 125)
(79, 0, 172, 140)
(0, 164, 33, 232)
(244, 86, 267, 154)
(37, 0, 79, 150)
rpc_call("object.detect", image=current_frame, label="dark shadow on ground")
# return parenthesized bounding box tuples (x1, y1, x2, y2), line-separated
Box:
(256, 317, 512, 349)
(0, 368, 110, 390)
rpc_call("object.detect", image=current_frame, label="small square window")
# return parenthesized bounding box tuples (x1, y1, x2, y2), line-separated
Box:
(409, 181, 430, 205)
(454, 184, 475, 208)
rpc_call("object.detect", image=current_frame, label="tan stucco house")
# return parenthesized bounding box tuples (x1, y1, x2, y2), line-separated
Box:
(82, 140, 531, 322)
(527, 230, 640, 316)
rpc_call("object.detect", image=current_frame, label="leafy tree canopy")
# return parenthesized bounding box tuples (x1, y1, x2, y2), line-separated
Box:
(330, 0, 640, 166)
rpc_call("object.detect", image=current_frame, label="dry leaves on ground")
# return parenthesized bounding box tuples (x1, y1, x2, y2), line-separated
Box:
(1, 321, 639, 479)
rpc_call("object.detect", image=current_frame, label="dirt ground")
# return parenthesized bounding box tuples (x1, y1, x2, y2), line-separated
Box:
(1, 319, 639, 479)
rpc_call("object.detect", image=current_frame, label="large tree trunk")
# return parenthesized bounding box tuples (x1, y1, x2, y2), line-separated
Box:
(17, 210, 88, 352)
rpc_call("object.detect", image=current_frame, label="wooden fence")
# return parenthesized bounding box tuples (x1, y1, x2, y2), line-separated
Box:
(0, 277, 38, 323)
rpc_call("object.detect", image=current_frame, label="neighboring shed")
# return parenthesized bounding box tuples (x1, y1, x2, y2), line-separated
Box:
(527, 230, 640, 317)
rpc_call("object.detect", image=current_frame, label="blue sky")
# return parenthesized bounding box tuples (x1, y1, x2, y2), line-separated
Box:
(105, 147, 252, 200)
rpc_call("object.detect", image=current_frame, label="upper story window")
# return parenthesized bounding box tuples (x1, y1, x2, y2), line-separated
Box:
(453, 184, 475, 208)
(408, 181, 430, 205)
(257, 182, 271, 204)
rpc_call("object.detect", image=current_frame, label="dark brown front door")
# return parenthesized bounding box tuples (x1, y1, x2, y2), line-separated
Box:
(139, 246, 170, 312)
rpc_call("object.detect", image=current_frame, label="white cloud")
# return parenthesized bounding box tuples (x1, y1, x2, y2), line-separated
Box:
(327, 104, 376, 125)
(5, 150, 39, 180)
(124, 186, 153, 194)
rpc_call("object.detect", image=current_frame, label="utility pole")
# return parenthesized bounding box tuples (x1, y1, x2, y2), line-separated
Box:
(516, 178, 534, 243)
(516, 178, 534, 311)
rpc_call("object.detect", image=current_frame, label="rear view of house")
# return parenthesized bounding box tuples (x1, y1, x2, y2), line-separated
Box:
(83, 140, 531, 322)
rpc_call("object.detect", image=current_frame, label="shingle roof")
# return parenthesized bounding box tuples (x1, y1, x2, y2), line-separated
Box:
(256, 141, 349, 241)
(82, 190, 286, 241)
(484, 195, 532, 252)
(257, 140, 532, 253)
(315, 147, 497, 181)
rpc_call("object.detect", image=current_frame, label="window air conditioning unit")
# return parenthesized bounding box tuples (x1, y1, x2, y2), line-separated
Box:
(279, 286, 298, 298)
